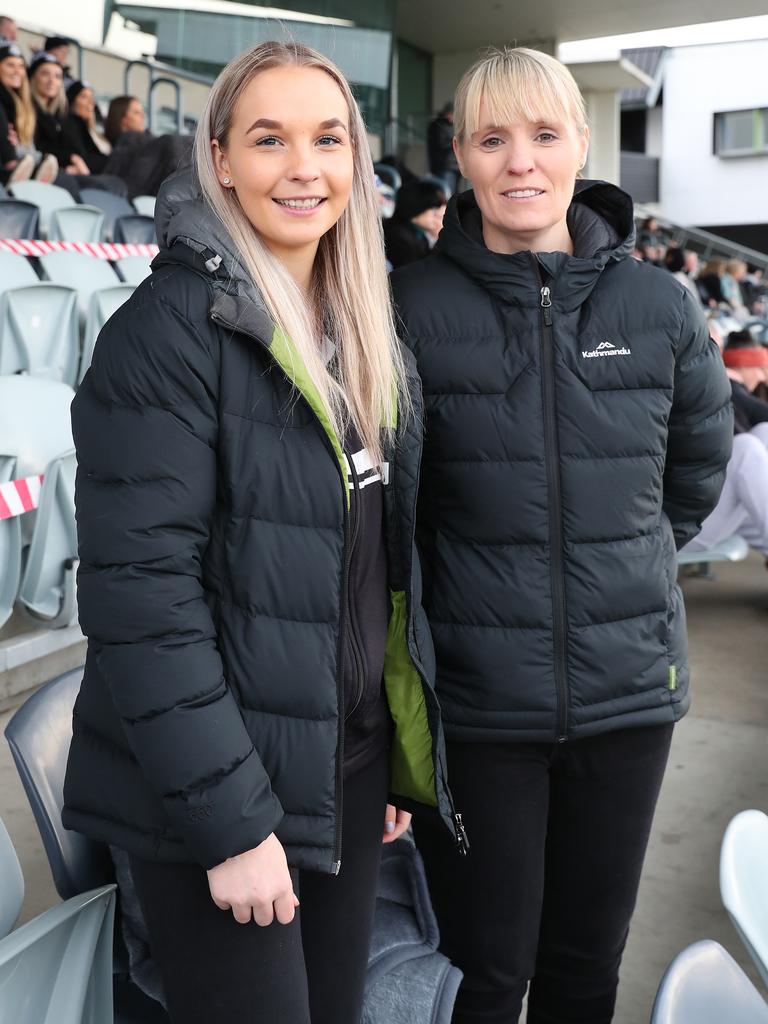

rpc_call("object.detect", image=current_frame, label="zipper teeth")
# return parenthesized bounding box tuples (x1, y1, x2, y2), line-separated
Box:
(536, 268, 569, 742)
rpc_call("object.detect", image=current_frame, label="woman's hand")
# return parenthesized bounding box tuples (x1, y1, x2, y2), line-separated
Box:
(383, 804, 412, 843)
(206, 833, 299, 926)
(69, 154, 90, 175)
(7, 125, 18, 147)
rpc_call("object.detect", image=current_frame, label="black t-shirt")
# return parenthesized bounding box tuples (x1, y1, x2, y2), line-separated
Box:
(341, 426, 392, 775)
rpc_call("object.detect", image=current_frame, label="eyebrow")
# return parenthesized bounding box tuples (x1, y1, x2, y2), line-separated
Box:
(246, 116, 348, 134)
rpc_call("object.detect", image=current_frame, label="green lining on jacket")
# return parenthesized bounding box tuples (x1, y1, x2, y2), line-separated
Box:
(383, 590, 437, 807)
(269, 326, 349, 508)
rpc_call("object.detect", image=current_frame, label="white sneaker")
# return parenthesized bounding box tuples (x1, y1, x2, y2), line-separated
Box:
(8, 153, 35, 184)
(33, 154, 59, 184)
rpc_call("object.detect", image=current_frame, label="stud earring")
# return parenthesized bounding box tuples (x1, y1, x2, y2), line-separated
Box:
(223, 177, 231, 185)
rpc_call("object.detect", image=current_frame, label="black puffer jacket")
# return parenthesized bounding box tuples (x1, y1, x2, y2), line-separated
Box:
(62, 170, 458, 873)
(391, 181, 732, 743)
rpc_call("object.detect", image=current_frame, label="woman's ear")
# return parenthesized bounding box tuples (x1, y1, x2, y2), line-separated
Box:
(452, 136, 465, 179)
(211, 139, 232, 188)
(578, 125, 590, 174)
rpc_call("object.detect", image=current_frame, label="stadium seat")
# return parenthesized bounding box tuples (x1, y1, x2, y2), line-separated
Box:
(0, 816, 24, 939)
(39, 250, 119, 325)
(131, 195, 156, 218)
(0, 455, 23, 630)
(115, 254, 152, 286)
(8, 181, 75, 237)
(48, 205, 106, 244)
(16, 450, 78, 627)
(78, 189, 135, 241)
(0, 376, 75, 478)
(720, 810, 768, 986)
(0, 283, 80, 385)
(0, 250, 39, 288)
(4, 671, 172, 1023)
(80, 284, 134, 383)
(113, 214, 156, 245)
(0, 198, 40, 238)
(650, 939, 768, 1023)
(0, 879, 117, 1023)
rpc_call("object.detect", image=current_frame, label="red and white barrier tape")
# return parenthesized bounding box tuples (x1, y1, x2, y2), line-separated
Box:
(0, 474, 44, 520)
(0, 239, 158, 260)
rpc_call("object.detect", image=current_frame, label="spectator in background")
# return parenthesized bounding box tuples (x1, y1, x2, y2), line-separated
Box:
(29, 52, 127, 196)
(104, 94, 146, 144)
(65, 80, 111, 174)
(638, 215, 661, 249)
(742, 265, 767, 316)
(698, 257, 727, 307)
(664, 246, 699, 300)
(43, 35, 75, 88)
(383, 179, 446, 269)
(682, 330, 768, 564)
(0, 42, 58, 183)
(427, 100, 459, 197)
(0, 15, 17, 42)
(721, 258, 749, 317)
(102, 94, 192, 198)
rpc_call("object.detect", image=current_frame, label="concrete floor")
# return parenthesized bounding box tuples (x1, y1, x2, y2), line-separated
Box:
(0, 554, 766, 1020)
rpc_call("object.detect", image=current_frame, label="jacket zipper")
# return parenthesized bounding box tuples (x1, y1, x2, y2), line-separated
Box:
(344, 452, 366, 721)
(537, 275, 569, 743)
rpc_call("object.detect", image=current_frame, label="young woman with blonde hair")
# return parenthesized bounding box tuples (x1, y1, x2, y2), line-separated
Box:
(392, 46, 731, 1023)
(62, 39, 458, 1024)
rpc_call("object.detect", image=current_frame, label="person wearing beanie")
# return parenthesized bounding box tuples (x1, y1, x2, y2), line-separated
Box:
(682, 329, 768, 564)
(65, 79, 111, 174)
(0, 42, 58, 184)
(43, 35, 74, 87)
(383, 180, 446, 270)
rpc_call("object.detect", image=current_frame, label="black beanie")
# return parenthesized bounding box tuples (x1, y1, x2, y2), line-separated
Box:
(393, 180, 447, 223)
(66, 80, 90, 105)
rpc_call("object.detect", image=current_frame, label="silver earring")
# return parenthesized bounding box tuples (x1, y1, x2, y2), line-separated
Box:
(223, 177, 231, 185)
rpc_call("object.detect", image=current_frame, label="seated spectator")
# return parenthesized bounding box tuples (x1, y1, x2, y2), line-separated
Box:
(698, 257, 727, 307)
(43, 35, 75, 89)
(383, 180, 446, 270)
(664, 246, 699, 299)
(741, 265, 767, 314)
(681, 330, 768, 563)
(65, 80, 110, 174)
(721, 259, 750, 318)
(0, 42, 57, 183)
(638, 215, 662, 249)
(102, 94, 192, 198)
(28, 53, 127, 197)
(0, 15, 17, 42)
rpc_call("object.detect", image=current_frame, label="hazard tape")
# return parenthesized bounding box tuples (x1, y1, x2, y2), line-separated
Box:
(0, 239, 158, 260)
(0, 474, 44, 520)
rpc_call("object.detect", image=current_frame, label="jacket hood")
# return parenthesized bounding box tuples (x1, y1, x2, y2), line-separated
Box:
(434, 179, 636, 311)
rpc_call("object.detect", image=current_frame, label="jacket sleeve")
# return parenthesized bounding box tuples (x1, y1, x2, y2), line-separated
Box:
(662, 288, 733, 549)
(73, 291, 284, 869)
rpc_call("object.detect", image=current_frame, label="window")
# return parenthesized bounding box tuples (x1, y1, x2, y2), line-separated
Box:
(714, 108, 768, 156)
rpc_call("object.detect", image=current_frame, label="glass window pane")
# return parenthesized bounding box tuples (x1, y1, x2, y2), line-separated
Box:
(720, 110, 755, 152)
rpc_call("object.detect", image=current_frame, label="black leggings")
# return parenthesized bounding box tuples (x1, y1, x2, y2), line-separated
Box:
(129, 750, 389, 1024)
(413, 723, 674, 1024)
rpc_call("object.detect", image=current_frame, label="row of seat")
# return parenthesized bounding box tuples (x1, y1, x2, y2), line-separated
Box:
(0, 180, 156, 243)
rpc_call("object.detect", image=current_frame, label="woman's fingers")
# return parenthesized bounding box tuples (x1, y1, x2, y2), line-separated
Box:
(383, 806, 412, 843)
(383, 803, 397, 838)
(274, 891, 298, 925)
(232, 902, 255, 925)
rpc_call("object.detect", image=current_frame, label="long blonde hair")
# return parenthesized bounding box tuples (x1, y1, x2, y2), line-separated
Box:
(194, 40, 406, 465)
(4, 65, 36, 145)
(29, 67, 68, 118)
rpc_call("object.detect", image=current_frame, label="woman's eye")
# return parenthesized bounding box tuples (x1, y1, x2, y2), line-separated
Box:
(537, 132, 557, 143)
(481, 137, 504, 148)
(317, 134, 342, 146)
(254, 136, 280, 147)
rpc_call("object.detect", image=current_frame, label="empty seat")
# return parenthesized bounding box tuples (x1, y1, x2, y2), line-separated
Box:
(79, 284, 134, 383)
(9, 181, 76, 237)
(0, 816, 24, 940)
(131, 194, 156, 218)
(720, 810, 768, 986)
(113, 214, 155, 245)
(0, 250, 38, 289)
(0, 376, 75, 479)
(651, 939, 768, 1023)
(115, 253, 153, 286)
(0, 198, 40, 238)
(0, 455, 23, 630)
(0, 283, 80, 385)
(48, 205, 106, 244)
(78, 188, 134, 241)
(39, 250, 119, 324)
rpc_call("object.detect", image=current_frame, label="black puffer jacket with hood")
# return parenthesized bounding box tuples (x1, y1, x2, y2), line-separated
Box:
(391, 181, 732, 743)
(62, 170, 460, 873)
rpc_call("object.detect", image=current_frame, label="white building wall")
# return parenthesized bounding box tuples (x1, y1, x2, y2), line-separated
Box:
(660, 39, 768, 225)
(645, 105, 663, 158)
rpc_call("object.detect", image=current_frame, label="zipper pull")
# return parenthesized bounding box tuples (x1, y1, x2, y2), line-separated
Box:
(540, 286, 552, 326)
(453, 812, 470, 856)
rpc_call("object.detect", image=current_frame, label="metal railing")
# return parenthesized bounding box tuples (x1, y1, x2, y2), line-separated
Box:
(123, 60, 185, 135)
(635, 203, 768, 271)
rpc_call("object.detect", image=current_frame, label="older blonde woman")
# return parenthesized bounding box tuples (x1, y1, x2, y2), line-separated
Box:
(392, 47, 732, 1023)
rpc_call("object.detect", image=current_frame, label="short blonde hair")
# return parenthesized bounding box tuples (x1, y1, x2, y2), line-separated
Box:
(455, 46, 587, 142)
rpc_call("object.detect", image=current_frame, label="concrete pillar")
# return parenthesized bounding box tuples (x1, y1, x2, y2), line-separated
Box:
(583, 90, 620, 185)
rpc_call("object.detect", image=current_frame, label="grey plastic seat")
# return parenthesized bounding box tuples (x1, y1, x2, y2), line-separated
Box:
(0, 454, 23, 630)
(0, 250, 39, 288)
(720, 810, 768, 986)
(115, 254, 152, 286)
(131, 195, 155, 218)
(0, 817, 24, 940)
(113, 214, 155, 245)
(79, 284, 134, 384)
(49, 205, 106, 244)
(79, 189, 135, 241)
(39, 250, 119, 325)
(651, 939, 768, 1023)
(0, 282, 80, 385)
(9, 180, 76, 237)
(0, 198, 40, 237)
(0, 882, 117, 1023)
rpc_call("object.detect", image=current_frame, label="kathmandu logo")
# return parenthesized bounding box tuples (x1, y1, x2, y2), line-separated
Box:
(581, 340, 631, 359)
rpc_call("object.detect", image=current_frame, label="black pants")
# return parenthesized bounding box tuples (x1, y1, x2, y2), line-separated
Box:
(413, 723, 674, 1024)
(129, 750, 388, 1024)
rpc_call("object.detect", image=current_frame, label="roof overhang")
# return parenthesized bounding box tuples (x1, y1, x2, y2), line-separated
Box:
(567, 57, 654, 92)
